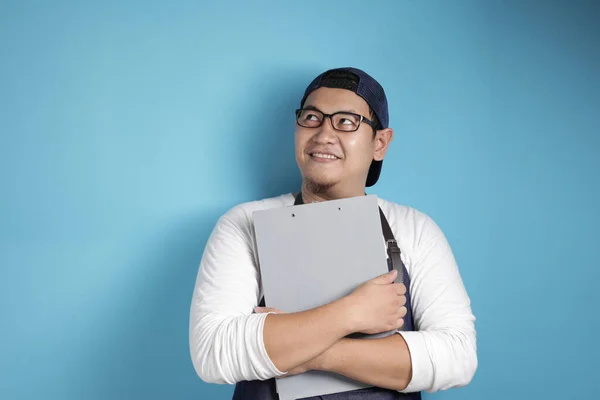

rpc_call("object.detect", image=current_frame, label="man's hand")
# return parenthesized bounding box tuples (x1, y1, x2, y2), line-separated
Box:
(345, 269, 407, 335)
(255, 270, 406, 373)
(257, 269, 406, 341)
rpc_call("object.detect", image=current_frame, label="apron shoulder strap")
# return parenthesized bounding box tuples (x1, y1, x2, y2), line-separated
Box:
(379, 207, 395, 242)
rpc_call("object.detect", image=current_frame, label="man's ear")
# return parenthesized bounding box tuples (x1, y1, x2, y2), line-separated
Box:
(373, 128, 394, 161)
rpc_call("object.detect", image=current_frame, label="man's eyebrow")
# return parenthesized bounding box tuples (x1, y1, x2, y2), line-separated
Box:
(303, 105, 322, 112)
(303, 104, 361, 114)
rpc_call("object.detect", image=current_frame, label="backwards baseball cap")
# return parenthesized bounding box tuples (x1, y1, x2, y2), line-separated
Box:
(300, 67, 389, 187)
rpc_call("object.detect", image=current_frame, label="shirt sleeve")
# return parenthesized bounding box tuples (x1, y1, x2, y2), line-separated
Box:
(189, 210, 286, 384)
(397, 215, 478, 393)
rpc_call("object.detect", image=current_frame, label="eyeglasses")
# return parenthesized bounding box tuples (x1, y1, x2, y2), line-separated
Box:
(295, 107, 375, 132)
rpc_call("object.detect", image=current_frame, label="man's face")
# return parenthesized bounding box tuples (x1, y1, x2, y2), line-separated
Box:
(294, 87, 388, 193)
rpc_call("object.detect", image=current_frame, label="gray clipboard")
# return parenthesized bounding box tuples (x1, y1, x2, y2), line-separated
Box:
(252, 195, 393, 400)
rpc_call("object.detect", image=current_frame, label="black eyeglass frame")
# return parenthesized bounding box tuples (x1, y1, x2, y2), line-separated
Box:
(295, 107, 376, 132)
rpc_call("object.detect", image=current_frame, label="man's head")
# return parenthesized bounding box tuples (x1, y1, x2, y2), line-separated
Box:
(294, 67, 393, 197)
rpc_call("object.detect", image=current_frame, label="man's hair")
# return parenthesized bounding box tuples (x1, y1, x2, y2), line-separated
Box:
(301, 69, 382, 132)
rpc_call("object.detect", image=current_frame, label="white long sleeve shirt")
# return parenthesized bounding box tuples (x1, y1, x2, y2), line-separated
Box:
(189, 193, 477, 393)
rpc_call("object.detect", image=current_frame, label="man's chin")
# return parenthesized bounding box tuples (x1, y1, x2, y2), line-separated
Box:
(304, 176, 338, 195)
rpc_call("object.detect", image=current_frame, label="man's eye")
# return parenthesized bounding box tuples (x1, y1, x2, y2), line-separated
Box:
(339, 117, 359, 127)
(304, 113, 320, 121)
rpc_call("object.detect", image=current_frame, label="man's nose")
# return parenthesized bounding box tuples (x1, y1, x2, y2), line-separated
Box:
(312, 117, 338, 143)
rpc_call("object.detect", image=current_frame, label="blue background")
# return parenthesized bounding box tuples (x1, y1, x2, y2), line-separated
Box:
(1, 1, 598, 399)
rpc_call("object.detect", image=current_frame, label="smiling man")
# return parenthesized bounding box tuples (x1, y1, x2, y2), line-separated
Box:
(295, 88, 388, 201)
(189, 67, 477, 400)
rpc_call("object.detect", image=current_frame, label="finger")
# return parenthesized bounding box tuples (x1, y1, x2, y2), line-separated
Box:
(395, 283, 407, 296)
(399, 295, 407, 307)
(399, 306, 407, 318)
(372, 269, 397, 284)
(397, 318, 405, 329)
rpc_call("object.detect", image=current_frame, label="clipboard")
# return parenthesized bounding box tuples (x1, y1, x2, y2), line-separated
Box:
(252, 195, 393, 400)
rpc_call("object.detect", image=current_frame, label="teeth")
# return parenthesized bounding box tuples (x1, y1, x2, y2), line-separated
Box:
(312, 153, 337, 159)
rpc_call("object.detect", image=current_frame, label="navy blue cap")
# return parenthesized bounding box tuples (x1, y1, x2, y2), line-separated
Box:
(300, 67, 389, 187)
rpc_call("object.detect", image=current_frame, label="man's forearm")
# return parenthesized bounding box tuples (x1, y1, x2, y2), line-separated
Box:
(313, 333, 413, 391)
(263, 297, 355, 372)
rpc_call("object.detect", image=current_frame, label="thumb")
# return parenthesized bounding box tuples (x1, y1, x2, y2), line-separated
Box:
(371, 269, 397, 284)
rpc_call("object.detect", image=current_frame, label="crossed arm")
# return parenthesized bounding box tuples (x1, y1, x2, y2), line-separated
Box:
(310, 334, 413, 392)
(262, 304, 414, 392)
(189, 211, 477, 393)
(257, 269, 412, 391)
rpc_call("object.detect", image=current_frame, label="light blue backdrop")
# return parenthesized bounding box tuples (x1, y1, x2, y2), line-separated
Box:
(1, 1, 598, 399)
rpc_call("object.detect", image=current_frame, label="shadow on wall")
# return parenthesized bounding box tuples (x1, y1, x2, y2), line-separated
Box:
(234, 66, 319, 200)
(76, 212, 231, 399)
(81, 67, 320, 399)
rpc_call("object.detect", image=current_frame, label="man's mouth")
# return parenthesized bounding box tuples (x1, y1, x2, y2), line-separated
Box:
(310, 152, 340, 160)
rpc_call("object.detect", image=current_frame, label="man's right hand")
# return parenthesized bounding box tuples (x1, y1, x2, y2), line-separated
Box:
(345, 269, 407, 335)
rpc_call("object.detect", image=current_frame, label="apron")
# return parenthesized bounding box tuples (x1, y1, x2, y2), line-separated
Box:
(233, 193, 421, 400)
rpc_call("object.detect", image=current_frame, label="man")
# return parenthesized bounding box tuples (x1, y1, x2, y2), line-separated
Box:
(189, 67, 477, 399)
